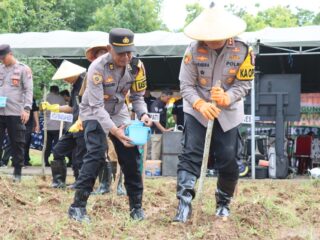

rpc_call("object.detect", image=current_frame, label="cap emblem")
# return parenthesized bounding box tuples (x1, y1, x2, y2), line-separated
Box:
(123, 37, 130, 44)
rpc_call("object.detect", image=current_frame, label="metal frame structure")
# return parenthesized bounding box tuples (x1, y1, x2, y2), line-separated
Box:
(250, 40, 320, 179)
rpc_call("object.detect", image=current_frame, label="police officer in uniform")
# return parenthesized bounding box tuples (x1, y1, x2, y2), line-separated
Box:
(41, 60, 88, 188)
(68, 28, 152, 223)
(0, 44, 33, 181)
(173, 4, 255, 223)
(84, 44, 115, 195)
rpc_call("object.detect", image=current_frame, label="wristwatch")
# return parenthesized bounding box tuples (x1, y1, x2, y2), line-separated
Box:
(24, 107, 31, 113)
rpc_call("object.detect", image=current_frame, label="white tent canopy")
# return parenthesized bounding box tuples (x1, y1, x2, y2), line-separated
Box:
(246, 26, 320, 47)
(0, 25, 319, 58)
(0, 30, 192, 58)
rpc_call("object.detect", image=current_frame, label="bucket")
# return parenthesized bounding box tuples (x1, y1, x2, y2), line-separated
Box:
(125, 121, 151, 146)
(0, 96, 7, 108)
(129, 120, 144, 127)
(255, 166, 269, 179)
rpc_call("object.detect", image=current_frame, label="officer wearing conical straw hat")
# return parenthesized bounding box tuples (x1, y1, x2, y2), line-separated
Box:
(41, 60, 87, 188)
(41, 44, 108, 190)
(85, 43, 108, 63)
(173, 2, 254, 223)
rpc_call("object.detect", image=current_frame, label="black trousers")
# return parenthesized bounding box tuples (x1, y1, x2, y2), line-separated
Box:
(52, 131, 86, 174)
(110, 134, 143, 196)
(178, 113, 240, 180)
(44, 130, 59, 166)
(24, 125, 33, 164)
(75, 120, 143, 196)
(0, 116, 26, 169)
(1, 138, 12, 165)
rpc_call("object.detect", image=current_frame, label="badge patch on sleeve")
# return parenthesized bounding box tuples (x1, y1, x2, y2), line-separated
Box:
(132, 78, 147, 92)
(93, 73, 103, 85)
(26, 67, 32, 78)
(131, 62, 147, 92)
(236, 47, 255, 81)
(184, 52, 192, 64)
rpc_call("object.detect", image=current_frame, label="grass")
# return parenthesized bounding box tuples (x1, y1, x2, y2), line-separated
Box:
(0, 175, 319, 239)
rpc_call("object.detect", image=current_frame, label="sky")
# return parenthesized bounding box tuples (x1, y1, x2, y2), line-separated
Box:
(161, 0, 320, 31)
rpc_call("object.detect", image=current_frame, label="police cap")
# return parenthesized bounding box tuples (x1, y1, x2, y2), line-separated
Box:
(109, 28, 136, 53)
(0, 44, 11, 58)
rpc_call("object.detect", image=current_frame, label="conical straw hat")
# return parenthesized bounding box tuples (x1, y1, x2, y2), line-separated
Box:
(85, 43, 108, 62)
(52, 60, 86, 80)
(184, 3, 246, 41)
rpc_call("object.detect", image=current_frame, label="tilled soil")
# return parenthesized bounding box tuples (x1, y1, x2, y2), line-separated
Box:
(0, 175, 319, 240)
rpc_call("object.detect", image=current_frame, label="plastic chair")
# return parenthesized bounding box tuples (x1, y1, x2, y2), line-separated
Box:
(294, 135, 313, 174)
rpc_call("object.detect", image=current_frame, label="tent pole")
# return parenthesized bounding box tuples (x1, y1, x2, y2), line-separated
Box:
(251, 42, 259, 180)
(251, 77, 256, 179)
(41, 86, 48, 179)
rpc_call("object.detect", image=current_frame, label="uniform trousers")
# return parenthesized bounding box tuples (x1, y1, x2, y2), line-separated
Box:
(44, 130, 59, 166)
(178, 113, 241, 181)
(52, 131, 86, 176)
(75, 120, 143, 196)
(0, 116, 26, 169)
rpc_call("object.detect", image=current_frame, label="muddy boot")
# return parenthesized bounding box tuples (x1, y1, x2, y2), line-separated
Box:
(117, 171, 126, 196)
(13, 167, 22, 182)
(172, 170, 196, 223)
(215, 177, 237, 218)
(129, 194, 144, 220)
(67, 168, 79, 190)
(68, 190, 91, 223)
(92, 161, 112, 195)
(215, 189, 232, 217)
(51, 160, 67, 188)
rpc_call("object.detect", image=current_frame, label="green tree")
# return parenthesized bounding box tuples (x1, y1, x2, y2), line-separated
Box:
(68, 0, 109, 31)
(0, 0, 26, 33)
(242, 13, 266, 32)
(89, 0, 165, 32)
(21, 58, 69, 100)
(295, 8, 315, 26)
(184, 3, 203, 27)
(256, 5, 298, 28)
(224, 3, 265, 32)
(312, 12, 320, 25)
(225, 4, 318, 31)
(0, 0, 75, 33)
(224, 3, 246, 18)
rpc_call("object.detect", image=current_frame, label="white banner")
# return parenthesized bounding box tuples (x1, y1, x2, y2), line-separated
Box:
(242, 115, 260, 124)
(50, 112, 73, 123)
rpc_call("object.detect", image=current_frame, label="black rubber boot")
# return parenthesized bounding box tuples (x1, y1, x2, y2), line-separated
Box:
(13, 167, 22, 182)
(215, 177, 237, 218)
(68, 190, 91, 223)
(0, 160, 5, 167)
(51, 160, 67, 188)
(92, 161, 112, 195)
(215, 189, 232, 217)
(117, 171, 126, 196)
(67, 168, 79, 190)
(129, 194, 144, 220)
(172, 170, 197, 223)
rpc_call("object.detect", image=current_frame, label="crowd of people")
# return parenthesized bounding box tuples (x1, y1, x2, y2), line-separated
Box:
(0, 5, 254, 224)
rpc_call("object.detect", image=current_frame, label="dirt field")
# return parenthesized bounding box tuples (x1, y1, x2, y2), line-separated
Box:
(0, 175, 319, 240)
